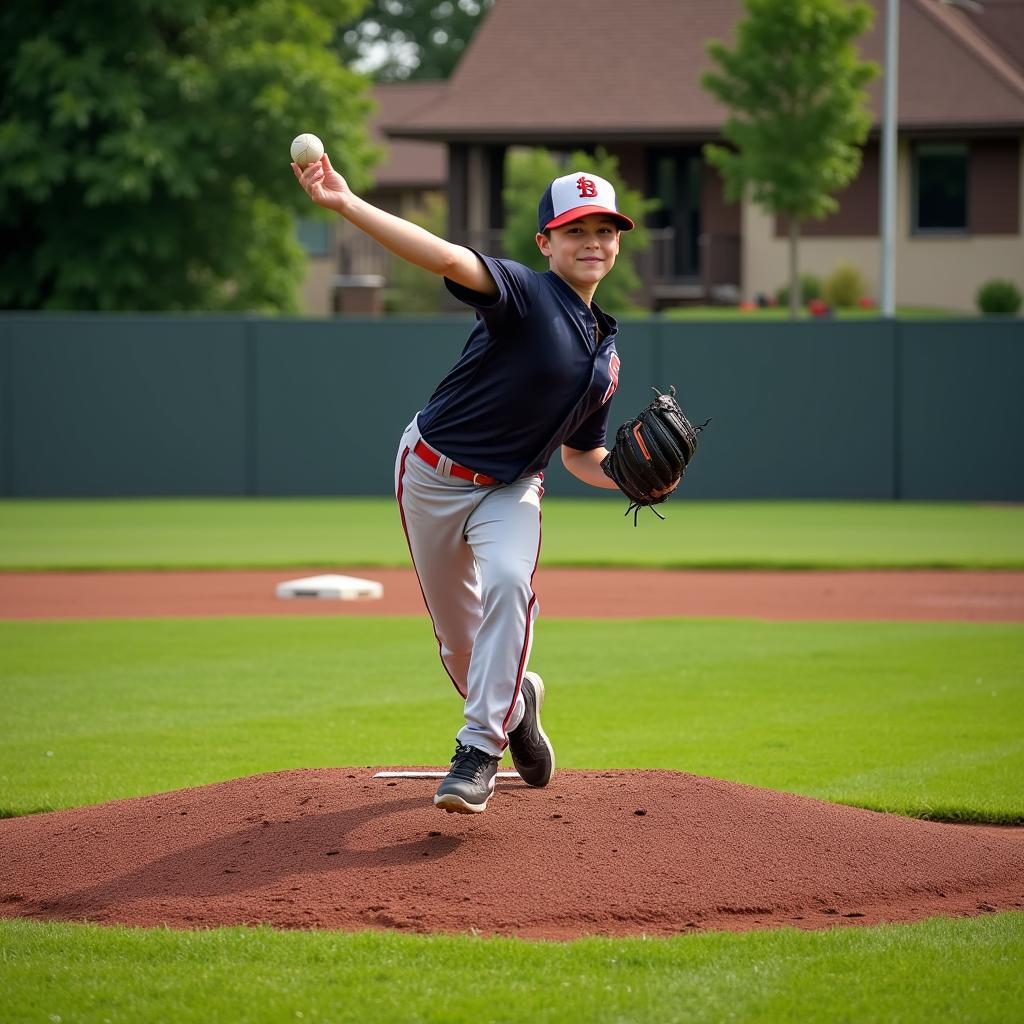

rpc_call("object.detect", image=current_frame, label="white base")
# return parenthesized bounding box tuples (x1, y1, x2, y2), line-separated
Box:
(276, 574, 383, 600)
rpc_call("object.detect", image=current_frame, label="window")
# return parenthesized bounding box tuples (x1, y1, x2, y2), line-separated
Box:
(913, 143, 968, 232)
(646, 148, 702, 277)
(296, 218, 332, 257)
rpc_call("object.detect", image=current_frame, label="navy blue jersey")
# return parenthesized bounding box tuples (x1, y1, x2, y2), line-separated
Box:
(416, 251, 621, 483)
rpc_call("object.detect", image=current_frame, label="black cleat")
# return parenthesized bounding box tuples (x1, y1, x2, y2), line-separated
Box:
(434, 742, 499, 814)
(508, 672, 555, 787)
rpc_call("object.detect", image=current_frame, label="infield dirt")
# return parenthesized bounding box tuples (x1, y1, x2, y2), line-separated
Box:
(2, 568, 1023, 621)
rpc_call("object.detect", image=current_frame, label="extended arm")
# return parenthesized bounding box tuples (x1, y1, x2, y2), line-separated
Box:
(294, 154, 497, 297)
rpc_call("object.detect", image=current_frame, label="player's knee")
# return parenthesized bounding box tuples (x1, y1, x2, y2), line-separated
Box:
(480, 558, 532, 602)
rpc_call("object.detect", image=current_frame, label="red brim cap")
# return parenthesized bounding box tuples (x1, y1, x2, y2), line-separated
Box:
(544, 205, 635, 232)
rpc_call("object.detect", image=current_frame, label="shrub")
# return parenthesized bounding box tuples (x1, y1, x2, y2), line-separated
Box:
(823, 262, 866, 308)
(976, 279, 1022, 315)
(775, 274, 822, 307)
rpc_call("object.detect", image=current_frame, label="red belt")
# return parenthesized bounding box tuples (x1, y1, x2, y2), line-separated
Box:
(413, 440, 499, 486)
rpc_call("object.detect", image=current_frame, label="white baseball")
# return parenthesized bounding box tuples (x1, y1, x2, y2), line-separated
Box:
(290, 133, 324, 168)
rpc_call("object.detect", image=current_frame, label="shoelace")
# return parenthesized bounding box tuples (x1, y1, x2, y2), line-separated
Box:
(448, 742, 496, 781)
(625, 500, 667, 527)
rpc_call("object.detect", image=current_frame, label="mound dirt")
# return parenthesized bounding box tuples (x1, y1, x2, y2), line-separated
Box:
(1, 769, 1021, 939)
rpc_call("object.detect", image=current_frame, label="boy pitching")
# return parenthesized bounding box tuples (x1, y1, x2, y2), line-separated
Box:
(295, 154, 639, 814)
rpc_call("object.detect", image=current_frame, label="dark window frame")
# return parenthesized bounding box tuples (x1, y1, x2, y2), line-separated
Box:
(645, 145, 703, 278)
(911, 142, 970, 236)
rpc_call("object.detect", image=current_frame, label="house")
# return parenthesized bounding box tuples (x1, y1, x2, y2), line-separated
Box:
(299, 81, 448, 315)
(362, 0, 1024, 313)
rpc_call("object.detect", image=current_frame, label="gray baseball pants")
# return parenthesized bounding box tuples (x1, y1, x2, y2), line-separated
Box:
(394, 416, 543, 758)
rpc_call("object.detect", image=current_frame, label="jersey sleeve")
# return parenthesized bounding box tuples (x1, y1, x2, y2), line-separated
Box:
(563, 399, 613, 453)
(444, 250, 536, 321)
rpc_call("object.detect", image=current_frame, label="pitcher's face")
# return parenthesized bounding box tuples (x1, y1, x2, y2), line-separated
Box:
(536, 215, 621, 300)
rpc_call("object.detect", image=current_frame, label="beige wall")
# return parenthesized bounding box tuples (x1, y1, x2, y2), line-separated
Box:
(300, 254, 336, 317)
(743, 202, 880, 302)
(743, 138, 1024, 311)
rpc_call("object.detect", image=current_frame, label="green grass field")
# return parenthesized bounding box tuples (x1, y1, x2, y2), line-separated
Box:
(1, 498, 1022, 1022)
(3, 915, 1022, 1024)
(2, 498, 1023, 569)
(2, 614, 1023, 1021)
(2, 617, 1022, 821)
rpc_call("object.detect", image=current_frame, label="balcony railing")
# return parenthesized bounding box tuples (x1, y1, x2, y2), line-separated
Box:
(334, 227, 740, 309)
(634, 229, 741, 306)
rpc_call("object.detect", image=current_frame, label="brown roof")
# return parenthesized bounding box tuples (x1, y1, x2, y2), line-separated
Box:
(876, 0, 1024, 129)
(383, 0, 729, 142)
(381, 0, 1024, 142)
(966, 0, 1024, 73)
(368, 82, 447, 188)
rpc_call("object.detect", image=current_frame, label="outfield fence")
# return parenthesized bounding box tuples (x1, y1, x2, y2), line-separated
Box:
(0, 314, 1020, 499)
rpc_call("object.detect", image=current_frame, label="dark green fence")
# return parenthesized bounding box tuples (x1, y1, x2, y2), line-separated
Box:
(1, 314, 1021, 499)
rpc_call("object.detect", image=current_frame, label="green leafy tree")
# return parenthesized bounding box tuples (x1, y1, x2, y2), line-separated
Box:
(502, 147, 656, 315)
(337, 0, 494, 81)
(701, 0, 878, 318)
(0, 0, 378, 312)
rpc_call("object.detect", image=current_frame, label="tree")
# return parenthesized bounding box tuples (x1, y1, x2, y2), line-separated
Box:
(337, 0, 494, 81)
(502, 147, 656, 315)
(0, 0, 378, 312)
(701, 0, 879, 318)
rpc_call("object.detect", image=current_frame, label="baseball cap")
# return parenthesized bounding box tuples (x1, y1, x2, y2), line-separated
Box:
(538, 171, 635, 233)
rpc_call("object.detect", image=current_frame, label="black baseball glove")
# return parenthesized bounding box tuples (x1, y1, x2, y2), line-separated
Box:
(601, 386, 709, 524)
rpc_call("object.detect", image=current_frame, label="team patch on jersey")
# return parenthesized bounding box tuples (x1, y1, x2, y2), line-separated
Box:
(602, 352, 621, 404)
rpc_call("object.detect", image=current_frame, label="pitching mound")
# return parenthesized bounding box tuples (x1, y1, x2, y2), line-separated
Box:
(1, 769, 1021, 939)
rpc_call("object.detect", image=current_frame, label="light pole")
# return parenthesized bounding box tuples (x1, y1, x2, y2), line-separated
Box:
(880, 0, 899, 318)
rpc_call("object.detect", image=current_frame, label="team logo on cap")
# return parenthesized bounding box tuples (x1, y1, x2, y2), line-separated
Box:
(538, 170, 635, 232)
